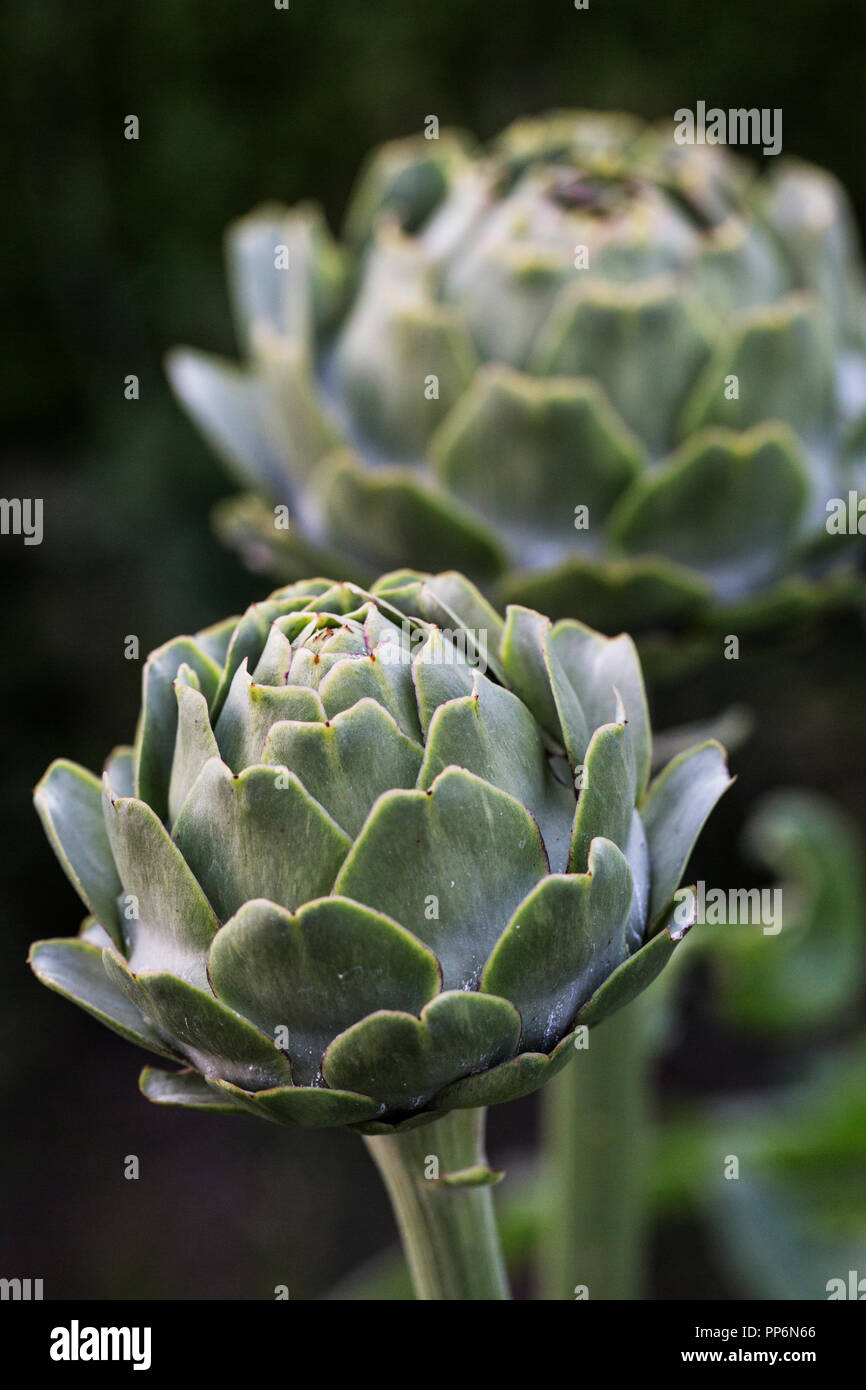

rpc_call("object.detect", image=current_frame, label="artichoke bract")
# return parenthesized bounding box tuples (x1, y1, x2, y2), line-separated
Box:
(168, 110, 866, 635)
(30, 571, 730, 1132)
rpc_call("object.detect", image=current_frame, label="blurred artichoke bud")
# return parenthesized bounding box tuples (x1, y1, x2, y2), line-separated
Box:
(168, 110, 866, 634)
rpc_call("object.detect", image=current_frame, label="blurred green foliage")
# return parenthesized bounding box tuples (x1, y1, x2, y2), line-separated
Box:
(707, 792, 866, 1033)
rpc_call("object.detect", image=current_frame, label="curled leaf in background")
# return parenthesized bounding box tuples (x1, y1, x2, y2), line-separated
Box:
(683, 791, 866, 1299)
(707, 790, 866, 1033)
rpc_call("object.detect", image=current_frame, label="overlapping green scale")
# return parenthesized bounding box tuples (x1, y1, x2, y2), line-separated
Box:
(167, 111, 866, 638)
(31, 571, 731, 1128)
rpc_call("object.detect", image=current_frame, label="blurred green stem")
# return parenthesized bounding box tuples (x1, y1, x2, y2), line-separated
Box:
(364, 1107, 509, 1300)
(539, 996, 652, 1300)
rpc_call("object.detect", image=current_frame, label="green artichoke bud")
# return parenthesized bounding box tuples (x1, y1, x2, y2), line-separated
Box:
(168, 111, 866, 634)
(30, 570, 730, 1133)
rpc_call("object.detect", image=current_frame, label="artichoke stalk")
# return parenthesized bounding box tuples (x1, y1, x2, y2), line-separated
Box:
(169, 110, 866, 640)
(30, 569, 730, 1298)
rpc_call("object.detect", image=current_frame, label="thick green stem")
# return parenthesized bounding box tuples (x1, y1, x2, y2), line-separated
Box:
(364, 1107, 510, 1300)
(538, 995, 652, 1300)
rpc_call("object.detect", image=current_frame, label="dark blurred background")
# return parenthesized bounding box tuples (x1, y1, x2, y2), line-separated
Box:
(2, 0, 865, 1299)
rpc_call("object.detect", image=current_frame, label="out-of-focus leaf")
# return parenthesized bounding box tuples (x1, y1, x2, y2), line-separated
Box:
(707, 790, 866, 1033)
(651, 1043, 866, 1216)
(711, 1177, 866, 1301)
